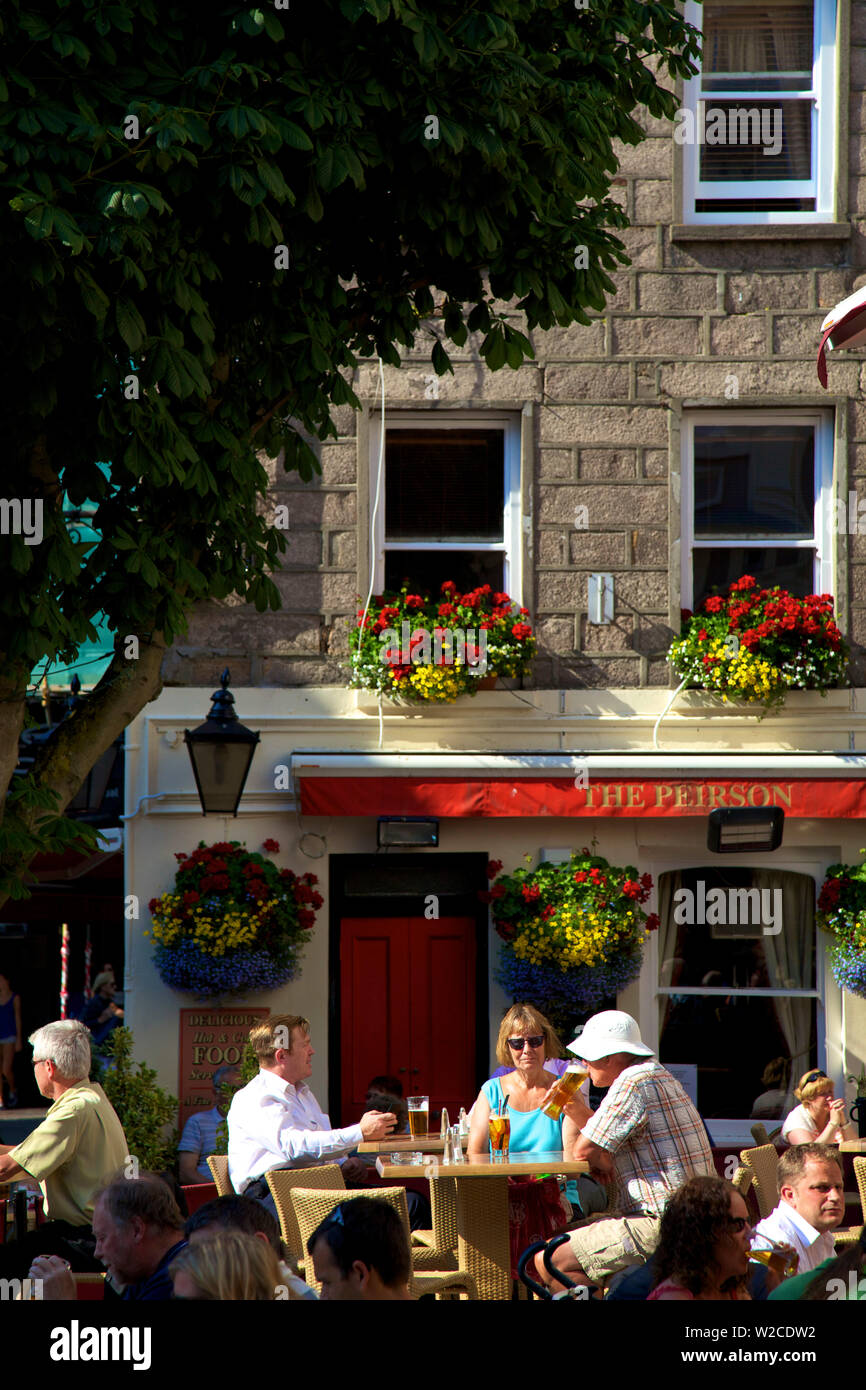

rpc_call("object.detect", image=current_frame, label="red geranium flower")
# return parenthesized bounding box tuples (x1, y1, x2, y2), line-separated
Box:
(511, 622, 533, 641)
(262, 839, 280, 853)
(645, 913, 660, 932)
(487, 859, 503, 879)
(521, 883, 541, 901)
(697, 628, 708, 642)
(490, 883, 506, 900)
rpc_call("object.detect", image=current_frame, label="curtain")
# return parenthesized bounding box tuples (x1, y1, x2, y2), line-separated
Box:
(753, 868, 814, 1079)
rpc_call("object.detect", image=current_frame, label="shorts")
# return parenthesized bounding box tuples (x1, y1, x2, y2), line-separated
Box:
(567, 1212, 661, 1284)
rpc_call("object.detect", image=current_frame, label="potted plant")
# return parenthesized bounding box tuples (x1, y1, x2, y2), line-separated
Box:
(92, 1027, 178, 1171)
(482, 851, 658, 1037)
(668, 576, 848, 714)
(147, 840, 322, 999)
(817, 855, 866, 1002)
(347, 582, 536, 703)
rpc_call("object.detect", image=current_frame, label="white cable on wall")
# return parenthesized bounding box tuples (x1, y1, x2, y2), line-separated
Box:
(353, 357, 387, 747)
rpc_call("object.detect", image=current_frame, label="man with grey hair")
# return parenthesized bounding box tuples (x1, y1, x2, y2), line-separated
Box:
(0, 1019, 128, 1278)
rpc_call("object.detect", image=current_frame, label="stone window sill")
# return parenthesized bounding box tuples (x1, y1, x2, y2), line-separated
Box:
(671, 223, 851, 242)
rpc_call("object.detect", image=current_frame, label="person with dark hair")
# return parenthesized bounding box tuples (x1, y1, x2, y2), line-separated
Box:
(365, 1075, 404, 1102)
(186, 1193, 317, 1299)
(307, 1198, 412, 1301)
(647, 1176, 753, 1301)
(30, 1174, 187, 1300)
(771, 1225, 866, 1301)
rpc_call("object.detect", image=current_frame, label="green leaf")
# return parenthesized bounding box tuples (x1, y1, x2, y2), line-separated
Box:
(115, 300, 146, 352)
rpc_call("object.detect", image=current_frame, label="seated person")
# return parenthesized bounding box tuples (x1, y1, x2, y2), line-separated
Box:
(782, 1070, 855, 1145)
(31, 1173, 188, 1300)
(750, 1056, 794, 1122)
(307, 1197, 412, 1301)
(607, 1250, 770, 1301)
(186, 1192, 317, 1300)
(0, 1020, 128, 1278)
(753, 1143, 846, 1274)
(82, 972, 125, 1045)
(178, 1064, 241, 1185)
(648, 1176, 753, 1301)
(535, 1010, 715, 1294)
(365, 1075, 405, 1108)
(171, 1230, 281, 1300)
(228, 1014, 395, 1222)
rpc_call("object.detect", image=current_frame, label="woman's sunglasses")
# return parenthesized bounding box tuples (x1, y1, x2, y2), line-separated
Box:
(507, 1035, 545, 1051)
(726, 1216, 751, 1233)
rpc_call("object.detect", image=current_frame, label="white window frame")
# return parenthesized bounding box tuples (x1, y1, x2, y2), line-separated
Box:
(682, 0, 838, 224)
(638, 849, 830, 1147)
(680, 409, 834, 610)
(368, 411, 523, 600)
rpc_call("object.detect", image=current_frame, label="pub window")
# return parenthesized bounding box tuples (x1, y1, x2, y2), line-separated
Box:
(681, 0, 838, 224)
(657, 867, 820, 1123)
(369, 414, 522, 598)
(681, 410, 833, 610)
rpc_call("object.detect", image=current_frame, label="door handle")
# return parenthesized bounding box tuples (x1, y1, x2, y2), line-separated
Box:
(398, 1067, 407, 1073)
(411, 1067, 420, 1073)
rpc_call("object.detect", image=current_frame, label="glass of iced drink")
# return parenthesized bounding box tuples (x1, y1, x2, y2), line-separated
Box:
(407, 1096, 429, 1138)
(488, 1115, 511, 1159)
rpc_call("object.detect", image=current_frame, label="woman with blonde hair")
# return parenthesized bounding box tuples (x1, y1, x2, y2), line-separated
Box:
(782, 1069, 855, 1146)
(170, 1231, 283, 1300)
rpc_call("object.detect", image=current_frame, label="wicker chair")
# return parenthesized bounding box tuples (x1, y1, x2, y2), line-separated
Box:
(750, 1122, 782, 1147)
(832, 1155, 866, 1249)
(266, 1165, 345, 1266)
(206, 1154, 234, 1197)
(290, 1186, 477, 1300)
(409, 1173, 459, 1271)
(739, 1144, 779, 1219)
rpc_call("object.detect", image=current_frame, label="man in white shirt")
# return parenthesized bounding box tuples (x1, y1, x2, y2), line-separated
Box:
(228, 1014, 396, 1220)
(753, 1143, 846, 1275)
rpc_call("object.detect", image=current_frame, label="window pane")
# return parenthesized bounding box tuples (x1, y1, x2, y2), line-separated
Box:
(695, 197, 815, 212)
(659, 996, 816, 1119)
(698, 101, 812, 183)
(658, 867, 817, 1119)
(385, 430, 504, 540)
(694, 425, 814, 536)
(383, 549, 504, 597)
(702, 3, 814, 92)
(693, 548, 815, 604)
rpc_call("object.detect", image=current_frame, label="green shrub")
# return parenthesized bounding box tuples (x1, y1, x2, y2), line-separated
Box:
(93, 1027, 178, 1172)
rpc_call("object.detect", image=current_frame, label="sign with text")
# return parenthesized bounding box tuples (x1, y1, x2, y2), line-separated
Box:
(299, 775, 866, 819)
(178, 1008, 269, 1132)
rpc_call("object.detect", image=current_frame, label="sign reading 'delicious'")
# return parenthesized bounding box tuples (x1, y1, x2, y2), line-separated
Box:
(178, 1008, 269, 1131)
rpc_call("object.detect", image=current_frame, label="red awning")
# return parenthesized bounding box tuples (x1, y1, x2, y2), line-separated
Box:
(298, 774, 866, 819)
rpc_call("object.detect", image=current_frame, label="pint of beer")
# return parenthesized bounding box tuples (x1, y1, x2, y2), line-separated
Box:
(407, 1096, 429, 1137)
(542, 1063, 588, 1120)
(748, 1244, 799, 1278)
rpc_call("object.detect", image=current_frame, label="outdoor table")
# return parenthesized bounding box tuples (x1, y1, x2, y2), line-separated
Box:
(376, 1150, 589, 1301)
(358, 1135, 461, 1154)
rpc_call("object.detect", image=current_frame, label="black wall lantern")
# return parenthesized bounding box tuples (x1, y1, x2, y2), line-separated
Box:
(184, 670, 260, 816)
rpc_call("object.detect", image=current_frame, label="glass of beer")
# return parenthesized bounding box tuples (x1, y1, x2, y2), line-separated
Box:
(542, 1064, 589, 1120)
(407, 1096, 429, 1138)
(748, 1242, 799, 1278)
(488, 1115, 511, 1159)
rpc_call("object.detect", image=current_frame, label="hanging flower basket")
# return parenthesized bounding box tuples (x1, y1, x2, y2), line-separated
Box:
(347, 582, 536, 703)
(146, 840, 322, 999)
(482, 852, 658, 1033)
(817, 855, 866, 1000)
(668, 576, 848, 713)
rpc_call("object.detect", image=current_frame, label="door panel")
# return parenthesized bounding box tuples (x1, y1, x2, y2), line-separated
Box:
(340, 919, 411, 1125)
(408, 917, 476, 1114)
(340, 915, 476, 1125)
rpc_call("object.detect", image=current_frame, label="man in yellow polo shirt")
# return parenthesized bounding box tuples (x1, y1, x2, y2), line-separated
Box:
(0, 1019, 128, 1278)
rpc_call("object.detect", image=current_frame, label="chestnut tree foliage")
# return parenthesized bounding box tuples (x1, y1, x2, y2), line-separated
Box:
(0, 0, 700, 899)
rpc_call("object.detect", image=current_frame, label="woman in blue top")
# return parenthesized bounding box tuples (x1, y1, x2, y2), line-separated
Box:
(468, 1003, 601, 1223)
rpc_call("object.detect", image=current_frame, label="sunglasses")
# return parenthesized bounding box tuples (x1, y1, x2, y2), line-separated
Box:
(727, 1216, 751, 1233)
(804, 1070, 828, 1087)
(507, 1035, 545, 1052)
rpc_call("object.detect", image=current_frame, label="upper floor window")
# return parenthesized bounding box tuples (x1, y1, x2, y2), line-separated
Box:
(681, 411, 833, 608)
(682, 0, 838, 223)
(369, 414, 522, 597)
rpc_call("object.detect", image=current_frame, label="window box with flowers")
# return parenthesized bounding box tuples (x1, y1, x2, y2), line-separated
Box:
(347, 582, 536, 704)
(817, 855, 866, 1002)
(482, 852, 658, 1036)
(146, 840, 322, 1000)
(667, 576, 848, 714)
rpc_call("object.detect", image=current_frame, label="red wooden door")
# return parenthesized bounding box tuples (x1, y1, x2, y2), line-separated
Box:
(339, 916, 476, 1125)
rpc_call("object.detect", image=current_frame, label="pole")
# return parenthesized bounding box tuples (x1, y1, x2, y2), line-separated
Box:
(84, 933, 92, 1000)
(60, 922, 69, 1019)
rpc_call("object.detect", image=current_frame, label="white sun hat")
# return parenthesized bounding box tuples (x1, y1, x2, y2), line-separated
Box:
(567, 1010, 655, 1062)
(817, 283, 866, 387)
